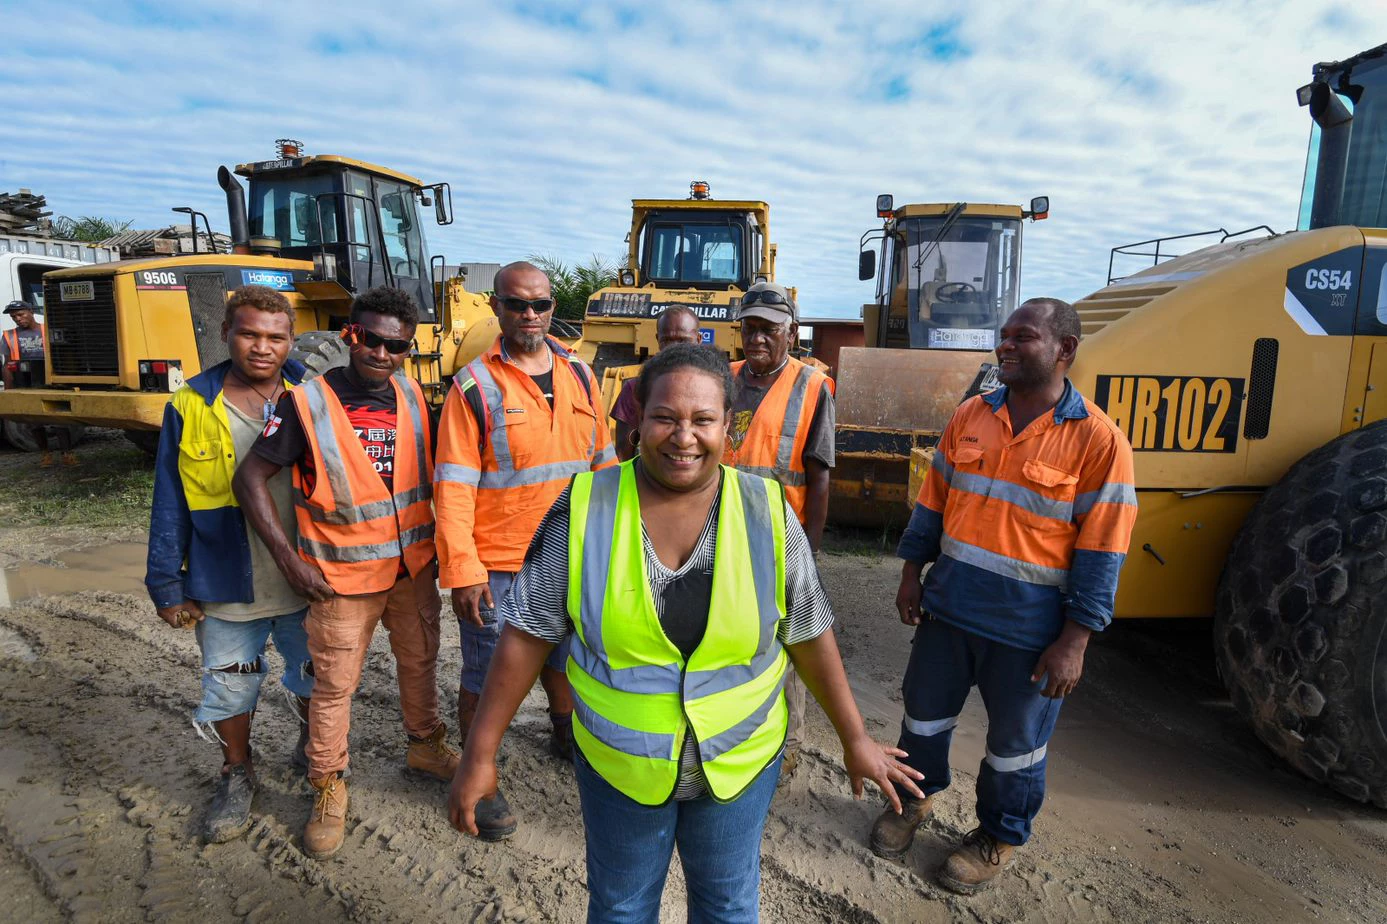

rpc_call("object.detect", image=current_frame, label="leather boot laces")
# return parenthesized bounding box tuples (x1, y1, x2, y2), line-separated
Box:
(961, 827, 1002, 865)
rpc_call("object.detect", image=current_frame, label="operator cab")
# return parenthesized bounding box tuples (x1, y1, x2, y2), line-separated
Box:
(641, 210, 757, 289)
(859, 198, 1046, 351)
(1298, 42, 1387, 231)
(233, 142, 452, 321)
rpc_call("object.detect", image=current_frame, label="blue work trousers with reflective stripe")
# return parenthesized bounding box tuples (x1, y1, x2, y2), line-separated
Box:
(895, 617, 1062, 846)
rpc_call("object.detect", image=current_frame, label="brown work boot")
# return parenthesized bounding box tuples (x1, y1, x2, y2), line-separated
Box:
(937, 827, 1016, 894)
(60, 451, 78, 467)
(869, 795, 935, 859)
(405, 723, 461, 782)
(303, 773, 348, 859)
(39, 452, 54, 468)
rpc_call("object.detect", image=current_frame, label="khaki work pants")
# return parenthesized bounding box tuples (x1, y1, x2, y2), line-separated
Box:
(305, 569, 443, 777)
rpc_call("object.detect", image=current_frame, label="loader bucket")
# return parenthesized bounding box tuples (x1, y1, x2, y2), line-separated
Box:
(829, 346, 992, 527)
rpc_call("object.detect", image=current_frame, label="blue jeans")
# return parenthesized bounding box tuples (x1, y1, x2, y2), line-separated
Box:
(575, 750, 781, 923)
(458, 570, 568, 694)
(194, 610, 314, 723)
(895, 618, 1062, 846)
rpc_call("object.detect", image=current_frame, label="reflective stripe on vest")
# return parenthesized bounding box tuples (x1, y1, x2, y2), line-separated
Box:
(292, 372, 435, 594)
(565, 462, 789, 805)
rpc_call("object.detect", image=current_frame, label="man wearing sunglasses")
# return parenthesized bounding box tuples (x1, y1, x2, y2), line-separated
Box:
(435, 261, 615, 840)
(235, 286, 459, 860)
(724, 280, 836, 783)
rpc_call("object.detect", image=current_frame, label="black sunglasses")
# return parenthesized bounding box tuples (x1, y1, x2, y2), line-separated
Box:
(496, 295, 556, 314)
(741, 289, 793, 308)
(342, 323, 411, 355)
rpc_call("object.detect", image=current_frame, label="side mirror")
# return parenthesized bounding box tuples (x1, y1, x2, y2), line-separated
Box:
(1026, 196, 1050, 220)
(859, 249, 876, 281)
(876, 194, 894, 218)
(435, 197, 449, 225)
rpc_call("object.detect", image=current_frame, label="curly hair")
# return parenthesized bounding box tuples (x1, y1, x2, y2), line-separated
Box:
(635, 343, 734, 411)
(350, 286, 419, 327)
(224, 285, 294, 329)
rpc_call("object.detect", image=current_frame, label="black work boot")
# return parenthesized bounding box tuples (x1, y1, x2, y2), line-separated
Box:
(475, 788, 518, 842)
(204, 762, 257, 844)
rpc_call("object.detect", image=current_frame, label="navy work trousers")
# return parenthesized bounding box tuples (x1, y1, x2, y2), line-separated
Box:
(896, 617, 1062, 846)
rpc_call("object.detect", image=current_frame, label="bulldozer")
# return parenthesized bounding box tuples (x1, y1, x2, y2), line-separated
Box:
(576, 181, 788, 409)
(0, 141, 498, 450)
(832, 197, 1049, 525)
(898, 43, 1387, 806)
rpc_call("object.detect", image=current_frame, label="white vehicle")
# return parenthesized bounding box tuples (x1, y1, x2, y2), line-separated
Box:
(0, 238, 120, 450)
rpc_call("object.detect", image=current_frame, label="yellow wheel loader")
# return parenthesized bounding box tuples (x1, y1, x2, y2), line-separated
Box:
(903, 43, 1387, 804)
(0, 141, 497, 450)
(833, 196, 1048, 525)
(576, 181, 790, 411)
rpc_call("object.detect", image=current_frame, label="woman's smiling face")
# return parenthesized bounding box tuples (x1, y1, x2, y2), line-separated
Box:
(637, 367, 729, 492)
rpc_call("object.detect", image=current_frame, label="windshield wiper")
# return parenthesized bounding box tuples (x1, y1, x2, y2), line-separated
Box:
(913, 202, 968, 273)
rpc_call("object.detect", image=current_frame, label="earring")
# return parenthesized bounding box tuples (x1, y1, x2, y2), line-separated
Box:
(628, 431, 639, 447)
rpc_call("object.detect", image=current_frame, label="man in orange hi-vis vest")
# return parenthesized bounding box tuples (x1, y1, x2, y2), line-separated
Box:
(2, 299, 75, 466)
(234, 287, 459, 861)
(724, 281, 836, 782)
(435, 260, 615, 841)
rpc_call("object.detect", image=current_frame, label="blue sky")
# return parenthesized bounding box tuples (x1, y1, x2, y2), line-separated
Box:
(1, 1, 1384, 317)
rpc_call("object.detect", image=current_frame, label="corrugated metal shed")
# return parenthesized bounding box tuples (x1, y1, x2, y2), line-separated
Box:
(436, 262, 501, 292)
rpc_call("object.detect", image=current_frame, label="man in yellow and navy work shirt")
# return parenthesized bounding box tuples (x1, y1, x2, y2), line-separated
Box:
(145, 285, 312, 845)
(871, 298, 1137, 895)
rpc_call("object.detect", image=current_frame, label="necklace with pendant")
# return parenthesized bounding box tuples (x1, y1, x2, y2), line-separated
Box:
(229, 369, 282, 421)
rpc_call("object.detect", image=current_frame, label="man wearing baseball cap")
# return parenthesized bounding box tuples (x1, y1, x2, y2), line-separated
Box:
(723, 280, 837, 781)
(2, 300, 74, 466)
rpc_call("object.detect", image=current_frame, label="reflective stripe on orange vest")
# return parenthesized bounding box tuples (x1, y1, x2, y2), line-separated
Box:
(291, 372, 436, 595)
(724, 357, 829, 521)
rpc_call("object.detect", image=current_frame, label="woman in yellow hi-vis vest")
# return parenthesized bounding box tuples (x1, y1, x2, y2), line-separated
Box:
(449, 344, 922, 922)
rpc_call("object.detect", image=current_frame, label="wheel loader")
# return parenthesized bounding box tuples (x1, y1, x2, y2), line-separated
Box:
(903, 42, 1387, 805)
(0, 141, 498, 450)
(832, 196, 1048, 525)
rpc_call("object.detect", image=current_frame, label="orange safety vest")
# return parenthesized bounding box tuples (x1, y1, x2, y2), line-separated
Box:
(724, 357, 832, 523)
(434, 336, 616, 588)
(2, 325, 42, 362)
(290, 372, 436, 595)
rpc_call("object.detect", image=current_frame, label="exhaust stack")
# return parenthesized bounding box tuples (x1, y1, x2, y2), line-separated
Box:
(217, 166, 250, 253)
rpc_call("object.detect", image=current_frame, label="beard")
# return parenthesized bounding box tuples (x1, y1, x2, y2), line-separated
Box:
(515, 329, 546, 352)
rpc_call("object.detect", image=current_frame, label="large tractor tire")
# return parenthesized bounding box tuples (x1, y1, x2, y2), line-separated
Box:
(1215, 419, 1387, 806)
(124, 429, 161, 457)
(289, 330, 350, 381)
(3, 420, 85, 453)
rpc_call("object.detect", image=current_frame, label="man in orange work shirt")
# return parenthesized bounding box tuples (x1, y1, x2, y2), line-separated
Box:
(434, 261, 615, 840)
(234, 287, 460, 860)
(870, 298, 1137, 894)
(723, 281, 835, 780)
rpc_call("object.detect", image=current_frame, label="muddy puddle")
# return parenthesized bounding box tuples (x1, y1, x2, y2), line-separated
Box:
(0, 541, 147, 607)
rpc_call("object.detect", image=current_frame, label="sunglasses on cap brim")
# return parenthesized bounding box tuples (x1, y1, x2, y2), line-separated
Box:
(496, 295, 556, 313)
(342, 323, 412, 354)
(741, 289, 793, 308)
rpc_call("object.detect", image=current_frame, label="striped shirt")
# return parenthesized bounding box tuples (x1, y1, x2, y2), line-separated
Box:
(898, 380, 1137, 651)
(502, 475, 834, 798)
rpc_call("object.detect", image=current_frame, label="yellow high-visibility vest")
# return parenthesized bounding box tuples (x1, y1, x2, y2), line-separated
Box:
(566, 462, 789, 804)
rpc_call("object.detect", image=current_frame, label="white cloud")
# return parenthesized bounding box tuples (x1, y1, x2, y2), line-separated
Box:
(1, 1, 1382, 316)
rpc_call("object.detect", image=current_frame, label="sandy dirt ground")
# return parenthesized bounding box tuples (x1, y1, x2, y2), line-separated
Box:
(0, 526, 1385, 923)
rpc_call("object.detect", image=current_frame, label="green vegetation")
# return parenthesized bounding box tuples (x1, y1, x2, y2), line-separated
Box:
(0, 435, 153, 529)
(51, 215, 133, 242)
(529, 254, 616, 321)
